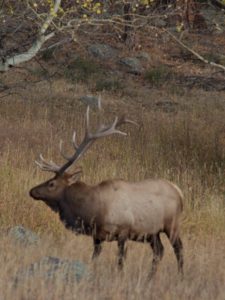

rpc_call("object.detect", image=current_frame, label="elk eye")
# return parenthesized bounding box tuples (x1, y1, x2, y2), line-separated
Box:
(48, 181, 56, 189)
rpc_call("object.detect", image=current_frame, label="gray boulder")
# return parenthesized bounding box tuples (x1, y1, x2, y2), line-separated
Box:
(153, 18, 167, 28)
(136, 52, 151, 62)
(79, 95, 101, 109)
(119, 57, 143, 75)
(88, 44, 118, 60)
(8, 225, 40, 246)
(14, 256, 88, 285)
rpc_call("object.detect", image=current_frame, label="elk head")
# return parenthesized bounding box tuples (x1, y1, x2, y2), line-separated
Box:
(29, 105, 136, 209)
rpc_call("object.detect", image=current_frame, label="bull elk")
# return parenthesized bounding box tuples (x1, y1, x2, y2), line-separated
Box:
(29, 106, 184, 278)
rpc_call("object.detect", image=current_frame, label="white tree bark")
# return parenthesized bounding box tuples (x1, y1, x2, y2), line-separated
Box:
(0, 0, 61, 72)
(165, 29, 225, 72)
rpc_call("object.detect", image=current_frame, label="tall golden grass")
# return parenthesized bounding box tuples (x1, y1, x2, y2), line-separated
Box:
(0, 79, 225, 299)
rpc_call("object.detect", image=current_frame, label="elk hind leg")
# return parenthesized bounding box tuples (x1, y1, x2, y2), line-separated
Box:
(92, 238, 102, 260)
(148, 234, 164, 279)
(165, 230, 184, 275)
(172, 236, 184, 275)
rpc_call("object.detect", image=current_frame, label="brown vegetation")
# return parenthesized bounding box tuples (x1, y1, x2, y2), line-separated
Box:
(0, 73, 225, 298)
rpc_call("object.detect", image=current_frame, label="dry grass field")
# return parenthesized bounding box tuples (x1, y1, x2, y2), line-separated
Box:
(0, 76, 225, 299)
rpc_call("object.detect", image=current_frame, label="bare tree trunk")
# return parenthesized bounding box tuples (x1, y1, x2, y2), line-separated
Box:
(0, 0, 61, 72)
(176, 0, 200, 30)
(121, 2, 132, 42)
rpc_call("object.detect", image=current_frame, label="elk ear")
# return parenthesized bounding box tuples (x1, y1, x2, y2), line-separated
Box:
(67, 167, 83, 186)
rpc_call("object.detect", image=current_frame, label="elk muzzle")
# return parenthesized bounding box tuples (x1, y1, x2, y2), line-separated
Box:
(29, 187, 42, 200)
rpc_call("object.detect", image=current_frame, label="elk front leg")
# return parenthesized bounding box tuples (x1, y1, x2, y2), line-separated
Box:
(118, 239, 126, 269)
(92, 238, 102, 260)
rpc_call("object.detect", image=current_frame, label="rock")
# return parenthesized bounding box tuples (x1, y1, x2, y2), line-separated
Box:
(136, 52, 151, 62)
(8, 225, 40, 246)
(88, 44, 118, 60)
(201, 7, 225, 33)
(119, 57, 143, 75)
(79, 95, 101, 109)
(153, 18, 167, 28)
(14, 256, 88, 285)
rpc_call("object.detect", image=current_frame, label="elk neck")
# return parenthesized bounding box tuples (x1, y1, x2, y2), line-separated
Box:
(57, 181, 101, 235)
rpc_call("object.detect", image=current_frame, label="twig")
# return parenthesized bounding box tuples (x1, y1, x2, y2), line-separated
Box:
(164, 29, 225, 72)
(40, 37, 72, 52)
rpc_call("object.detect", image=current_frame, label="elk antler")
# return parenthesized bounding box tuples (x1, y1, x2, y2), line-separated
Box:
(36, 106, 137, 174)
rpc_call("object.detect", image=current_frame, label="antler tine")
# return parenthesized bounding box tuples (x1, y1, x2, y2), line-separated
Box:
(92, 116, 127, 138)
(97, 97, 102, 110)
(35, 104, 137, 175)
(35, 154, 61, 173)
(92, 114, 138, 139)
(116, 114, 138, 127)
(72, 131, 79, 150)
(85, 106, 91, 137)
(59, 140, 72, 161)
(59, 131, 79, 162)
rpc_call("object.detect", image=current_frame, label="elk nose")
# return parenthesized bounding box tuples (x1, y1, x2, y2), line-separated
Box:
(29, 188, 40, 200)
(29, 188, 35, 198)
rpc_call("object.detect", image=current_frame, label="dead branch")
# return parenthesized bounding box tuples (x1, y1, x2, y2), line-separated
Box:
(0, 0, 61, 72)
(164, 29, 225, 72)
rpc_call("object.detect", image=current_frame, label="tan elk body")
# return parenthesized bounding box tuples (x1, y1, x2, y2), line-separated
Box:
(30, 106, 184, 278)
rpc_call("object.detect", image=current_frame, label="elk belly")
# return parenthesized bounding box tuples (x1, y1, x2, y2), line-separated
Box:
(105, 196, 165, 237)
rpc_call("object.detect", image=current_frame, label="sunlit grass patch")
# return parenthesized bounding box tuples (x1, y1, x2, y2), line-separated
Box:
(0, 79, 225, 299)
